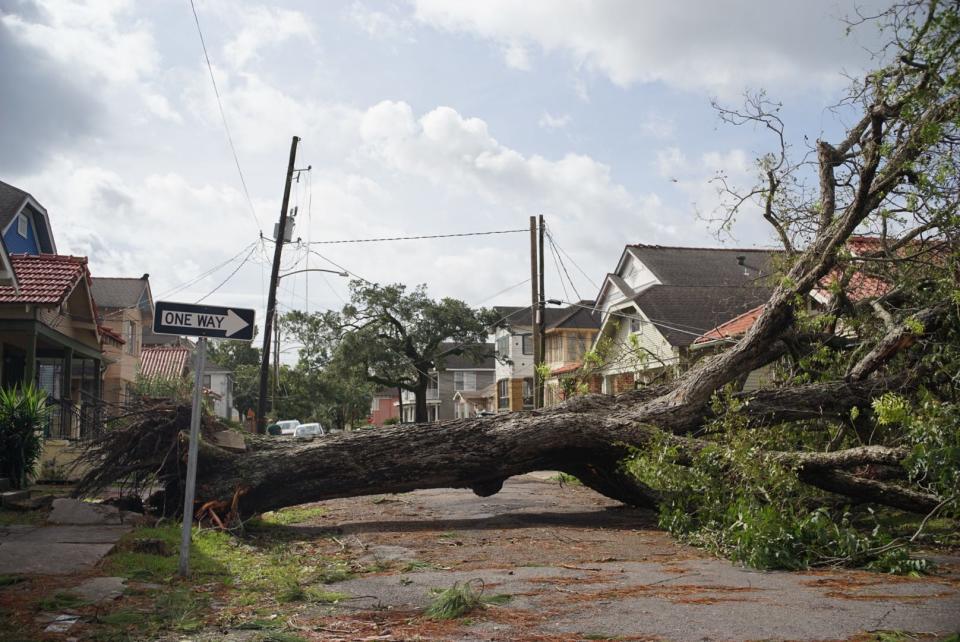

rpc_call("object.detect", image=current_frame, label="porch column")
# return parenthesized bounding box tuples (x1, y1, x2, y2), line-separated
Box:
(92, 358, 102, 400)
(24, 325, 37, 388)
(62, 347, 73, 438)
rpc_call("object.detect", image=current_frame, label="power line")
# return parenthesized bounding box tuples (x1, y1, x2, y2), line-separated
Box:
(158, 240, 259, 301)
(306, 247, 370, 283)
(545, 228, 600, 291)
(195, 243, 258, 303)
(545, 238, 570, 303)
(552, 299, 736, 344)
(474, 278, 531, 306)
(188, 0, 262, 234)
(306, 228, 527, 245)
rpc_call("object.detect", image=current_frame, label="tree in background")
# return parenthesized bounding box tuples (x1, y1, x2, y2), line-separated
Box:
(207, 336, 261, 418)
(287, 282, 493, 423)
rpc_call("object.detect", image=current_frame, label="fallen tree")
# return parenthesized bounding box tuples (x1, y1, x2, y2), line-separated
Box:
(77, 1, 958, 565)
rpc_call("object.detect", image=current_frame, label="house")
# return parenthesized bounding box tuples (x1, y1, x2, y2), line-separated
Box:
(491, 303, 600, 411)
(369, 387, 400, 426)
(202, 361, 235, 421)
(396, 343, 495, 422)
(139, 343, 236, 421)
(491, 306, 536, 412)
(0, 180, 57, 257)
(0, 254, 105, 434)
(90, 275, 154, 407)
(591, 244, 780, 393)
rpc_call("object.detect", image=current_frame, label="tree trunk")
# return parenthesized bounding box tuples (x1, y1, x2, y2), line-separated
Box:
(413, 372, 429, 423)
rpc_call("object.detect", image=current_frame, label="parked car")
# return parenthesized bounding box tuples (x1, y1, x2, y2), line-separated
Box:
(266, 419, 301, 436)
(294, 423, 325, 440)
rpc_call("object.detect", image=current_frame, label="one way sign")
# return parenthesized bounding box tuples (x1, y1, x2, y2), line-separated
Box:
(154, 301, 256, 341)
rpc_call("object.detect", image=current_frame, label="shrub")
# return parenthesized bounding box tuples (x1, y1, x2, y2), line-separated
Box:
(0, 384, 48, 489)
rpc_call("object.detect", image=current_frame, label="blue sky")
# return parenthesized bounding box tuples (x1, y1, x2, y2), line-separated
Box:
(0, 0, 889, 334)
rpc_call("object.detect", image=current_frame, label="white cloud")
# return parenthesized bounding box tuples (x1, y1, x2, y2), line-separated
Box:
(538, 112, 571, 129)
(502, 41, 531, 70)
(221, 5, 313, 68)
(413, 0, 881, 96)
(638, 112, 675, 139)
(1, 0, 158, 84)
(347, 2, 413, 40)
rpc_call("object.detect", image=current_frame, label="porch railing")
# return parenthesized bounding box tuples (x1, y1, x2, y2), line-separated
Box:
(45, 397, 105, 441)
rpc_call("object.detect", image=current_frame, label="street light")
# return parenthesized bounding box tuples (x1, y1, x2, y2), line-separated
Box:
(258, 268, 349, 431)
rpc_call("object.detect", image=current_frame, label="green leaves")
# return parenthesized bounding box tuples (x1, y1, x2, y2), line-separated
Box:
(0, 384, 48, 489)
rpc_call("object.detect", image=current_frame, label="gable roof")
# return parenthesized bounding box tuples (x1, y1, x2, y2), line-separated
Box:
(0, 180, 57, 254)
(0, 181, 29, 230)
(140, 345, 191, 379)
(91, 276, 153, 311)
(0, 254, 90, 305)
(633, 285, 773, 347)
(626, 245, 780, 286)
(693, 304, 764, 346)
(437, 342, 495, 369)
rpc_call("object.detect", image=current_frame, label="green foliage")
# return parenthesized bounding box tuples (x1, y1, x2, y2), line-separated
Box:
(132, 374, 192, 403)
(252, 505, 327, 526)
(626, 424, 932, 573)
(0, 384, 48, 489)
(37, 591, 85, 611)
(425, 581, 484, 620)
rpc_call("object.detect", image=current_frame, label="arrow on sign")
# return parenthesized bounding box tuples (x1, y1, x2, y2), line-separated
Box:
(154, 301, 256, 341)
(222, 309, 249, 337)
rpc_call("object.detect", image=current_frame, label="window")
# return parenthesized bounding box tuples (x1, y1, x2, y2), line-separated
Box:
(17, 214, 28, 238)
(454, 371, 476, 391)
(203, 375, 211, 388)
(496, 334, 510, 358)
(497, 379, 509, 409)
(521, 334, 533, 355)
(124, 320, 138, 355)
(566, 334, 587, 361)
(522, 378, 534, 408)
(629, 317, 641, 333)
(426, 375, 439, 399)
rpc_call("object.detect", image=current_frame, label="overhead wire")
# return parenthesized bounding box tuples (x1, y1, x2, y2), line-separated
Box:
(545, 227, 600, 291)
(187, 0, 262, 235)
(306, 228, 527, 245)
(194, 243, 258, 303)
(545, 233, 572, 303)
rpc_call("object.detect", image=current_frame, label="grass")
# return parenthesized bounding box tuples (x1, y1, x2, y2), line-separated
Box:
(37, 591, 85, 611)
(255, 633, 310, 642)
(549, 472, 583, 486)
(0, 575, 24, 587)
(305, 588, 349, 603)
(400, 560, 435, 572)
(253, 505, 327, 526)
(425, 581, 484, 620)
(0, 510, 45, 526)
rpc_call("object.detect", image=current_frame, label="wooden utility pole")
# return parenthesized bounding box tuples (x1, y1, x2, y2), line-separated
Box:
(529, 216, 541, 409)
(537, 214, 546, 408)
(256, 135, 299, 433)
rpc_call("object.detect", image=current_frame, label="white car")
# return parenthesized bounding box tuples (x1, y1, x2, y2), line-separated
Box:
(294, 423, 325, 440)
(276, 420, 301, 436)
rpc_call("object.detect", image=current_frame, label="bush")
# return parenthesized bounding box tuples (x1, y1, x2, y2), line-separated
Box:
(0, 385, 48, 489)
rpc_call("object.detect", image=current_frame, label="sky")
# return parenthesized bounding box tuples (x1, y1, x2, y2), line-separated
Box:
(0, 0, 892, 345)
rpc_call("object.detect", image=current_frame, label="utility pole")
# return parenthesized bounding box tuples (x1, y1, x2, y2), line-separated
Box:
(257, 135, 300, 433)
(529, 216, 541, 409)
(537, 214, 546, 408)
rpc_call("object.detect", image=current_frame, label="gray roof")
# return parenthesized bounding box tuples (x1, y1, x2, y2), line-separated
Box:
(91, 276, 153, 311)
(0, 181, 29, 230)
(605, 245, 782, 348)
(493, 302, 599, 331)
(0, 180, 56, 253)
(437, 342, 495, 369)
(628, 245, 780, 287)
(634, 285, 772, 347)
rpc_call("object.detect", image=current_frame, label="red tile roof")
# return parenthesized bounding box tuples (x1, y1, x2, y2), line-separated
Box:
(140, 345, 190, 379)
(694, 305, 764, 345)
(550, 362, 582, 376)
(0, 254, 90, 304)
(99, 325, 126, 345)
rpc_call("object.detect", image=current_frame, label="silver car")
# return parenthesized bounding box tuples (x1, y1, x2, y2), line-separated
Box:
(294, 423, 325, 440)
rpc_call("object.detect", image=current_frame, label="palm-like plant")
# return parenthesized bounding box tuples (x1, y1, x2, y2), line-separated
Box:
(0, 384, 48, 489)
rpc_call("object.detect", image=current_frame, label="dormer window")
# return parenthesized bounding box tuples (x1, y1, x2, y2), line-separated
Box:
(17, 214, 28, 238)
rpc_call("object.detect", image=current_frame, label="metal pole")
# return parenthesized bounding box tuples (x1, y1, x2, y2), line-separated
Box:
(529, 216, 541, 409)
(178, 337, 207, 577)
(257, 135, 300, 433)
(537, 214, 546, 408)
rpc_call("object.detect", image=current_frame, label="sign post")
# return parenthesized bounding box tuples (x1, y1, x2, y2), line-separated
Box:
(178, 337, 206, 577)
(153, 301, 255, 577)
